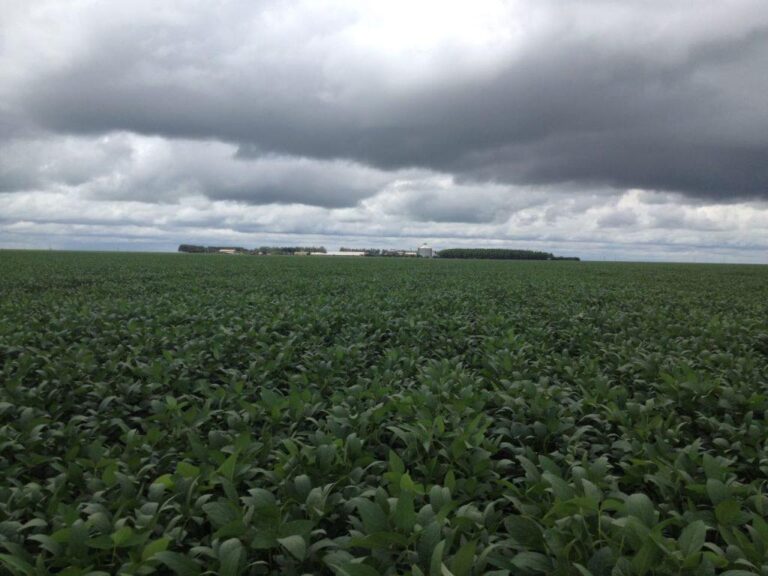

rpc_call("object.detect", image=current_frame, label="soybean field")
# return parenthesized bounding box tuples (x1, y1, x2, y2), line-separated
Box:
(1, 251, 768, 576)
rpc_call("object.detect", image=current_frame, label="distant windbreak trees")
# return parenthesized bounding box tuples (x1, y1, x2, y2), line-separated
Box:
(178, 244, 327, 255)
(438, 248, 579, 260)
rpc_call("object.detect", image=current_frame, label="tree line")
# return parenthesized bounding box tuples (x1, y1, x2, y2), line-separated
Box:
(178, 245, 327, 255)
(438, 248, 579, 260)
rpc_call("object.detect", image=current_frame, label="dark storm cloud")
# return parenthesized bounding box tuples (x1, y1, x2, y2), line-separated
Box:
(9, 1, 768, 204)
(1, 0, 767, 243)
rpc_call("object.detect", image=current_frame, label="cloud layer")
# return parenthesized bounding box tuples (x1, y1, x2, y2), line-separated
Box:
(1, 0, 767, 260)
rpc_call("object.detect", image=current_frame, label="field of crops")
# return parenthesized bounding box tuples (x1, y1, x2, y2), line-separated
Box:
(1, 251, 768, 576)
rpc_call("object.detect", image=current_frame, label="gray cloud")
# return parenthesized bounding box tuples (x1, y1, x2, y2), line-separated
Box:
(3, 186, 767, 262)
(373, 179, 554, 224)
(1, 0, 768, 262)
(6, 0, 767, 202)
(598, 210, 638, 228)
(0, 135, 404, 208)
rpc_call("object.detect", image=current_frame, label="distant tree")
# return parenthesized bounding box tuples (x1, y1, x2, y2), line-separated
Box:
(178, 244, 206, 253)
(438, 248, 556, 260)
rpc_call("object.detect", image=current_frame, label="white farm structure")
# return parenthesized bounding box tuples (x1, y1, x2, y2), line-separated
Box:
(417, 243, 435, 258)
(314, 251, 366, 257)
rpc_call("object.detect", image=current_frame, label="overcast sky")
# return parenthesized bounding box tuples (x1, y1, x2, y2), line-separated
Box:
(1, 1, 767, 261)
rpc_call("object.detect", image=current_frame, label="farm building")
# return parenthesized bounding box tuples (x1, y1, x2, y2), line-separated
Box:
(314, 251, 366, 257)
(417, 243, 435, 258)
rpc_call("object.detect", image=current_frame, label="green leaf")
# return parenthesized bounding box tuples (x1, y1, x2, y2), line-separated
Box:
(587, 547, 615, 576)
(295, 474, 312, 500)
(176, 461, 200, 478)
(0, 554, 35, 576)
(450, 540, 476, 576)
(355, 499, 388, 534)
(430, 540, 446, 576)
(517, 456, 541, 481)
(218, 538, 244, 576)
(111, 526, 134, 547)
(395, 491, 416, 531)
(154, 551, 201, 576)
(389, 450, 405, 474)
(706, 479, 730, 505)
(444, 470, 456, 491)
(542, 471, 574, 501)
(278, 535, 306, 561)
(511, 551, 552, 573)
(280, 519, 315, 538)
(203, 501, 239, 528)
(625, 493, 656, 527)
(142, 537, 171, 560)
(679, 521, 707, 557)
(715, 499, 740, 525)
(400, 472, 416, 492)
(350, 531, 409, 549)
(27, 534, 61, 556)
(573, 564, 594, 576)
(102, 462, 117, 486)
(218, 452, 238, 482)
(335, 562, 381, 576)
(631, 540, 660, 576)
(153, 474, 175, 489)
(418, 522, 442, 568)
(247, 488, 277, 511)
(702, 454, 722, 480)
(504, 516, 543, 548)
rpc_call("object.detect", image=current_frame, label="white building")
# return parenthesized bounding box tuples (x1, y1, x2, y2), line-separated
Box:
(417, 243, 434, 258)
(314, 251, 366, 256)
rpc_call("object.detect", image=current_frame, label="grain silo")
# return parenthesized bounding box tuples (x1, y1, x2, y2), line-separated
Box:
(417, 243, 434, 258)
